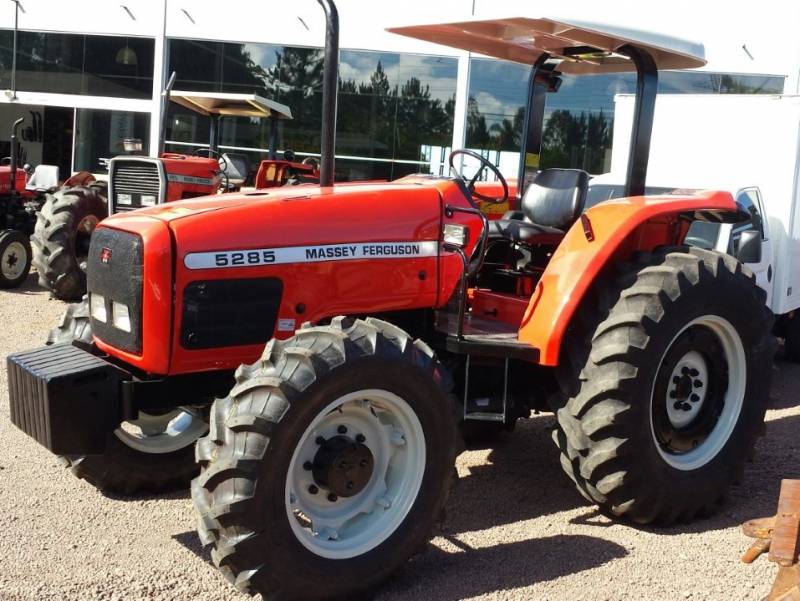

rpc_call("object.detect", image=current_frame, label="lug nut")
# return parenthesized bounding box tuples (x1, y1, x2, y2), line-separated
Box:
(672, 376, 681, 384)
(346, 481, 354, 490)
(356, 434, 366, 443)
(315, 436, 325, 445)
(694, 380, 703, 388)
(327, 493, 338, 502)
(681, 367, 690, 375)
(674, 401, 684, 410)
(682, 402, 692, 412)
(337, 425, 347, 434)
(689, 368, 699, 377)
(690, 394, 700, 403)
(308, 485, 319, 495)
(303, 461, 313, 471)
(669, 390, 677, 399)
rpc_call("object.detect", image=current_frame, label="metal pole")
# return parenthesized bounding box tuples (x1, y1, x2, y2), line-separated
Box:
(517, 54, 549, 197)
(208, 115, 219, 153)
(158, 71, 176, 156)
(11, 0, 19, 100)
(317, 0, 339, 188)
(618, 44, 658, 198)
(9, 117, 24, 193)
(268, 114, 278, 160)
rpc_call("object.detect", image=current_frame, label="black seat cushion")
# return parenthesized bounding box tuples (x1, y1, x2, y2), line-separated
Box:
(522, 168, 589, 230)
(489, 219, 564, 245)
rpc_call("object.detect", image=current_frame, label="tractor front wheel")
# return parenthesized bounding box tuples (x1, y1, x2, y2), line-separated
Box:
(0, 229, 31, 288)
(554, 247, 774, 524)
(47, 300, 208, 495)
(31, 185, 108, 301)
(192, 317, 458, 600)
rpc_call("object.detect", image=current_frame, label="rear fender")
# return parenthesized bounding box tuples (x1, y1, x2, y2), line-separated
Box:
(519, 190, 742, 366)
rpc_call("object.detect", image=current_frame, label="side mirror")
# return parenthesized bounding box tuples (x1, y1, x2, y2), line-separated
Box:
(735, 229, 762, 264)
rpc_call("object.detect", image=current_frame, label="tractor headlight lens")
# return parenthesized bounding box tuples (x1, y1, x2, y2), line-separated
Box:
(123, 138, 143, 153)
(443, 223, 469, 247)
(140, 194, 156, 206)
(111, 301, 131, 332)
(116, 193, 132, 206)
(90, 293, 107, 322)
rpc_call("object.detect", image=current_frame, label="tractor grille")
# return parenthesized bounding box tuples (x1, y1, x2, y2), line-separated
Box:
(87, 228, 144, 354)
(109, 158, 164, 213)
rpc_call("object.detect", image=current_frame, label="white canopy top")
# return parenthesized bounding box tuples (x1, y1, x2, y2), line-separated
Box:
(388, 16, 706, 74)
(169, 91, 293, 120)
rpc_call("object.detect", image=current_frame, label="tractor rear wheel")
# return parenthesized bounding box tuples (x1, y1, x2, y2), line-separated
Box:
(554, 247, 774, 524)
(31, 185, 108, 301)
(192, 317, 458, 600)
(47, 300, 207, 495)
(0, 229, 31, 288)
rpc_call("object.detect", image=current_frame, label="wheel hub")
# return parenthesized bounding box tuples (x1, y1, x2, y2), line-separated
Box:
(665, 350, 708, 428)
(312, 435, 374, 498)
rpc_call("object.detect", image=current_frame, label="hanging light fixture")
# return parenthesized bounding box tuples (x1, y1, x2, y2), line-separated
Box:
(115, 40, 138, 66)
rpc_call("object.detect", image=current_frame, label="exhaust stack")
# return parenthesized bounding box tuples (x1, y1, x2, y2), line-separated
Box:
(317, 0, 339, 188)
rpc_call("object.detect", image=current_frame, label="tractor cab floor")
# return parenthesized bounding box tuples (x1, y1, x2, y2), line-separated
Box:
(436, 312, 540, 361)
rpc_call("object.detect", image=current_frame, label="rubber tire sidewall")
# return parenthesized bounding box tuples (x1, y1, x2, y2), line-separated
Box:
(0, 229, 31, 288)
(246, 355, 455, 599)
(593, 264, 767, 517)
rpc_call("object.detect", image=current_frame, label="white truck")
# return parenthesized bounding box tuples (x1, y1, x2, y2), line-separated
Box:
(606, 93, 800, 358)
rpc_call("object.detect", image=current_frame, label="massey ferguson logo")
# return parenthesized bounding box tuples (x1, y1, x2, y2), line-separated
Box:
(100, 248, 112, 264)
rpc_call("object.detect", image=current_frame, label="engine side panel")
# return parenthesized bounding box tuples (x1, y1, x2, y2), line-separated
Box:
(167, 184, 445, 374)
(519, 190, 740, 366)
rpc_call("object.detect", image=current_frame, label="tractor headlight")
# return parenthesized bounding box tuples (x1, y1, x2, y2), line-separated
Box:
(90, 293, 107, 322)
(111, 301, 131, 332)
(443, 223, 469, 247)
(140, 194, 157, 206)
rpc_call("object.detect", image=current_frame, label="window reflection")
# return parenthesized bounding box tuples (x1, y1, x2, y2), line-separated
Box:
(0, 30, 154, 98)
(466, 57, 785, 175)
(167, 40, 457, 181)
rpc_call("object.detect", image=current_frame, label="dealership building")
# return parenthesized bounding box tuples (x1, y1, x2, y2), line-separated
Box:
(0, 0, 796, 182)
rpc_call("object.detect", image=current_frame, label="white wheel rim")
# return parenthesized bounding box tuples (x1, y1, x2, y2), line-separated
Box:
(285, 389, 426, 560)
(1, 241, 26, 279)
(650, 315, 747, 471)
(114, 408, 208, 454)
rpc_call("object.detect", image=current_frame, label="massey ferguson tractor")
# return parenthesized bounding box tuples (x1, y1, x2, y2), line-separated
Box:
(31, 79, 314, 301)
(6, 3, 774, 600)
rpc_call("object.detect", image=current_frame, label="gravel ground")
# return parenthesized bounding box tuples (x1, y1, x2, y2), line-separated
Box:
(0, 273, 797, 601)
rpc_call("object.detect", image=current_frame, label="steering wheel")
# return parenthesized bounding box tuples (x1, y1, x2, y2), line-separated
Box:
(448, 149, 509, 205)
(0, 157, 11, 166)
(193, 148, 228, 173)
(301, 156, 320, 171)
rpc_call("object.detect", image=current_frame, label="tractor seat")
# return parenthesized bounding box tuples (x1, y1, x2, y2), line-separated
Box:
(25, 164, 59, 192)
(489, 168, 589, 245)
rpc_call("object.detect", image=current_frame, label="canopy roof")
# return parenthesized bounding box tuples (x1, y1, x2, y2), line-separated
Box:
(388, 16, 705, 74)
(169, 91, 293, 119)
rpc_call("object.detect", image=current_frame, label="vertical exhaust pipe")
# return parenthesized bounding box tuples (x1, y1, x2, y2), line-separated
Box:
(317, 0, 339, 188)
(158, 71, 178, 157)
(9, 117, 24, 194)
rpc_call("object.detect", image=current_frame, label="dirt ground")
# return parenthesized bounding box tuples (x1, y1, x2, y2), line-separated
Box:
(0, 274, 797, 600)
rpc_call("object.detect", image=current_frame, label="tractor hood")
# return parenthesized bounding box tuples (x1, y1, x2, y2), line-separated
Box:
(165, 181, 446, 257)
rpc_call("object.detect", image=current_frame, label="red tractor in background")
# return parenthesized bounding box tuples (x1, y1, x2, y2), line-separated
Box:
(31, 78, 317, 301)
(0, 116, 101, 288)
(6, 3, 774, 599)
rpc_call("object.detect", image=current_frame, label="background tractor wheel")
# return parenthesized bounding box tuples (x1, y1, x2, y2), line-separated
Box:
(31, 185, 108, 301)
(193, 317, 458, 600)
(554, 247, 774, 525)
(0, 229, 31, 288)
(47, 300, 207, 495)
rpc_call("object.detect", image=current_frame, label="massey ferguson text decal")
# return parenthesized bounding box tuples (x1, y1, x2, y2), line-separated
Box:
(183, 241, 439, 270)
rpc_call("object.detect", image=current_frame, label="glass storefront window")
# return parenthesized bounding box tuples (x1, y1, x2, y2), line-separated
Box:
(466, 57, 785, 175)
(167, 39, 457, 181)
(73, 109, 150, 172)
(0, 30, 154, 99)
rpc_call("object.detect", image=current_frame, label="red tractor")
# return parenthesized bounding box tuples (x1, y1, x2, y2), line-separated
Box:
(0, 116, 99, 288)
(31, 81, 314, 301)
(7, 3, 773, 600)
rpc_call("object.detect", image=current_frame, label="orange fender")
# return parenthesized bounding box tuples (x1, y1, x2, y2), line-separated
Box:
(519, 190, 739, 366)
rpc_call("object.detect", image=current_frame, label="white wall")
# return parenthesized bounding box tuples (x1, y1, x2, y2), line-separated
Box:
(1, 0, 797, 81)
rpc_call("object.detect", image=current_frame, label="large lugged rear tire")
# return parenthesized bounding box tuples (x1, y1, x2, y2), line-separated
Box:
(47, 300, 207, 495)
(554, 247, 774, 525)
(31, 185, 108, 301)
(192, 317, 458, 600)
